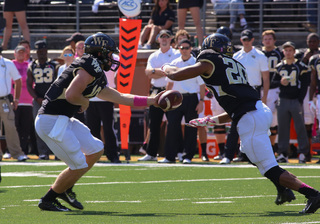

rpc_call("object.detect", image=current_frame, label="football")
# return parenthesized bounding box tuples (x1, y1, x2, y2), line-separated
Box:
(158, 90, 183, 111)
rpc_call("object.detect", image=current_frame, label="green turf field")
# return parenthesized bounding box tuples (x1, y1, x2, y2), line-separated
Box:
(1, 159, 320, 224)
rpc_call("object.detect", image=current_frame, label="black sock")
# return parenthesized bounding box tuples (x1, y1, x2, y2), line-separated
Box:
(66, 185, 74, 194)
(218, 143, 225, 155)
(42, 187, 59, 201)
(201, 143, 207, 156)
(298, 183, 319, 198)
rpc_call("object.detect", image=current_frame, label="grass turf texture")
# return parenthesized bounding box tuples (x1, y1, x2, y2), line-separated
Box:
(1, 159, 320, 223)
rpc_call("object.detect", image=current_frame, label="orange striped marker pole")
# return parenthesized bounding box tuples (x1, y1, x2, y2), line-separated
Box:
(117, 18, 142, 152)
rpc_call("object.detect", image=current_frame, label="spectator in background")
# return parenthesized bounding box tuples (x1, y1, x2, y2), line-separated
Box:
(211, 0, 248, 32)
(85, 54, 121, 163)
(174, 29, 191, 49)
(75, 41, 85, 59)
(232, 29, 269, 162)
(0, 53, 28, 161)
(273, 41, 310, 164)
(177, 0, 203, 48)
(18, 40, 33, 64)
(261, 30, 283, 153)
(58, 46, 75, 77)
(58, 44, 85, 123)
(12, 45, 35, 156)
(66, 33, 85, 52)
(303, 0, 318, 33)
(138, 0, 175, 49)
(27, 40, 58, 160)
(1, 0, 30, 50)
(162, 39, 205, 164)
(309, 52, 320, 164)
(300, 33, 320, 161)
(138, 30, 180, 162)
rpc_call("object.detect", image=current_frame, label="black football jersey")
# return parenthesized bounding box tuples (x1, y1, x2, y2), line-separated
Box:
(38, 54, 107, 118)
(309, 54, 320, 92)
(274, 59, 309, 101)
(262, 47, 283, 89)
(28, 59, 57, 98)
(197, 49, 259, 121)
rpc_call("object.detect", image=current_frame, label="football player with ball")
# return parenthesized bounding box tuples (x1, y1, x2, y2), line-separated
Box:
(35, 33, 167, 212)
(162, 33, 320, 214)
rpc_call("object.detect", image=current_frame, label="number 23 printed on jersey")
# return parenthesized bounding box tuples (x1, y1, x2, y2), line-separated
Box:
(33, 67, 54, 84)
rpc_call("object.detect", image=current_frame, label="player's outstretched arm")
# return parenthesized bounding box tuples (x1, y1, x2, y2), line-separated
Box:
(163, 61, 213, 81)
(97, 86, 163, 108)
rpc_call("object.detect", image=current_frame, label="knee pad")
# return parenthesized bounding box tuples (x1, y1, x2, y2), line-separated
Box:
(214, 125, 226, 134)
(264, 165, 286, 185)
(270, 126, 278, 136)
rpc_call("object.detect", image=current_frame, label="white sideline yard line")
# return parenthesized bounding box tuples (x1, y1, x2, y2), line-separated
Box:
(282, 222, 320, 224)
(193, 201, 234, 204)
(85, 200, 141, 203)
(1, 176, 320, 189)
(2, 161, 320, 169)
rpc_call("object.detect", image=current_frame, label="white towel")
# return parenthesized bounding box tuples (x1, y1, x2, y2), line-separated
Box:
(48, 116, 69, 142)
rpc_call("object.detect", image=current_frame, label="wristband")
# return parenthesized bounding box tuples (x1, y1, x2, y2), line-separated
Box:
(133, 96, 148, 107)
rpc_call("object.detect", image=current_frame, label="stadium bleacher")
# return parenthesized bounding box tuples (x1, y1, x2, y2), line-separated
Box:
(0, 0, 316, 50)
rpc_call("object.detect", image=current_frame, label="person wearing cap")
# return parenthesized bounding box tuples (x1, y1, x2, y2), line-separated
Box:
(66, 33, 85, 51)
(272, 41, 310, 164)
(138, 29, 180, 162)
(18, 40, 33, 65)
(12, 45, 35, 156)
(138, 0, 175, 49)
(27, 40, 58, 160)
(161, 39, 205, 164)
(0, 47, 28, 161)
(232, 29, 269, 162)
(261, 30, 283, 155)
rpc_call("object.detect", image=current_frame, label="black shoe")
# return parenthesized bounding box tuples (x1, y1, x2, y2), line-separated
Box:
(275, 188, 296, 205)
(58, 190, 83, 210)
(38, 198, 71, 211)
(110, 158, 121, 163)
(54, 156, 60, 161)
(38, 154, 49, 160)
(316, 159, 320, 164)
(233, 156, 249, 162)
(300, 194, 320, 214)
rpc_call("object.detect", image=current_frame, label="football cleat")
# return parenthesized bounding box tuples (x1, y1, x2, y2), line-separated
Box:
(300, 194, 320, 214)
(38, 198, 71, 212)
(275, 188, 296, 205)
(186, 116, 211, 127)
(58, 190, 84, 210)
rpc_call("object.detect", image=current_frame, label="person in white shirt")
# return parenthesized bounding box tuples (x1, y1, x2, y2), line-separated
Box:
(232, 29, 269, 162)
(138, 30, 180, 162)
(233, 29, 270, 104)
(0, 54, 28, 161)
(160, 39, 205, 164)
